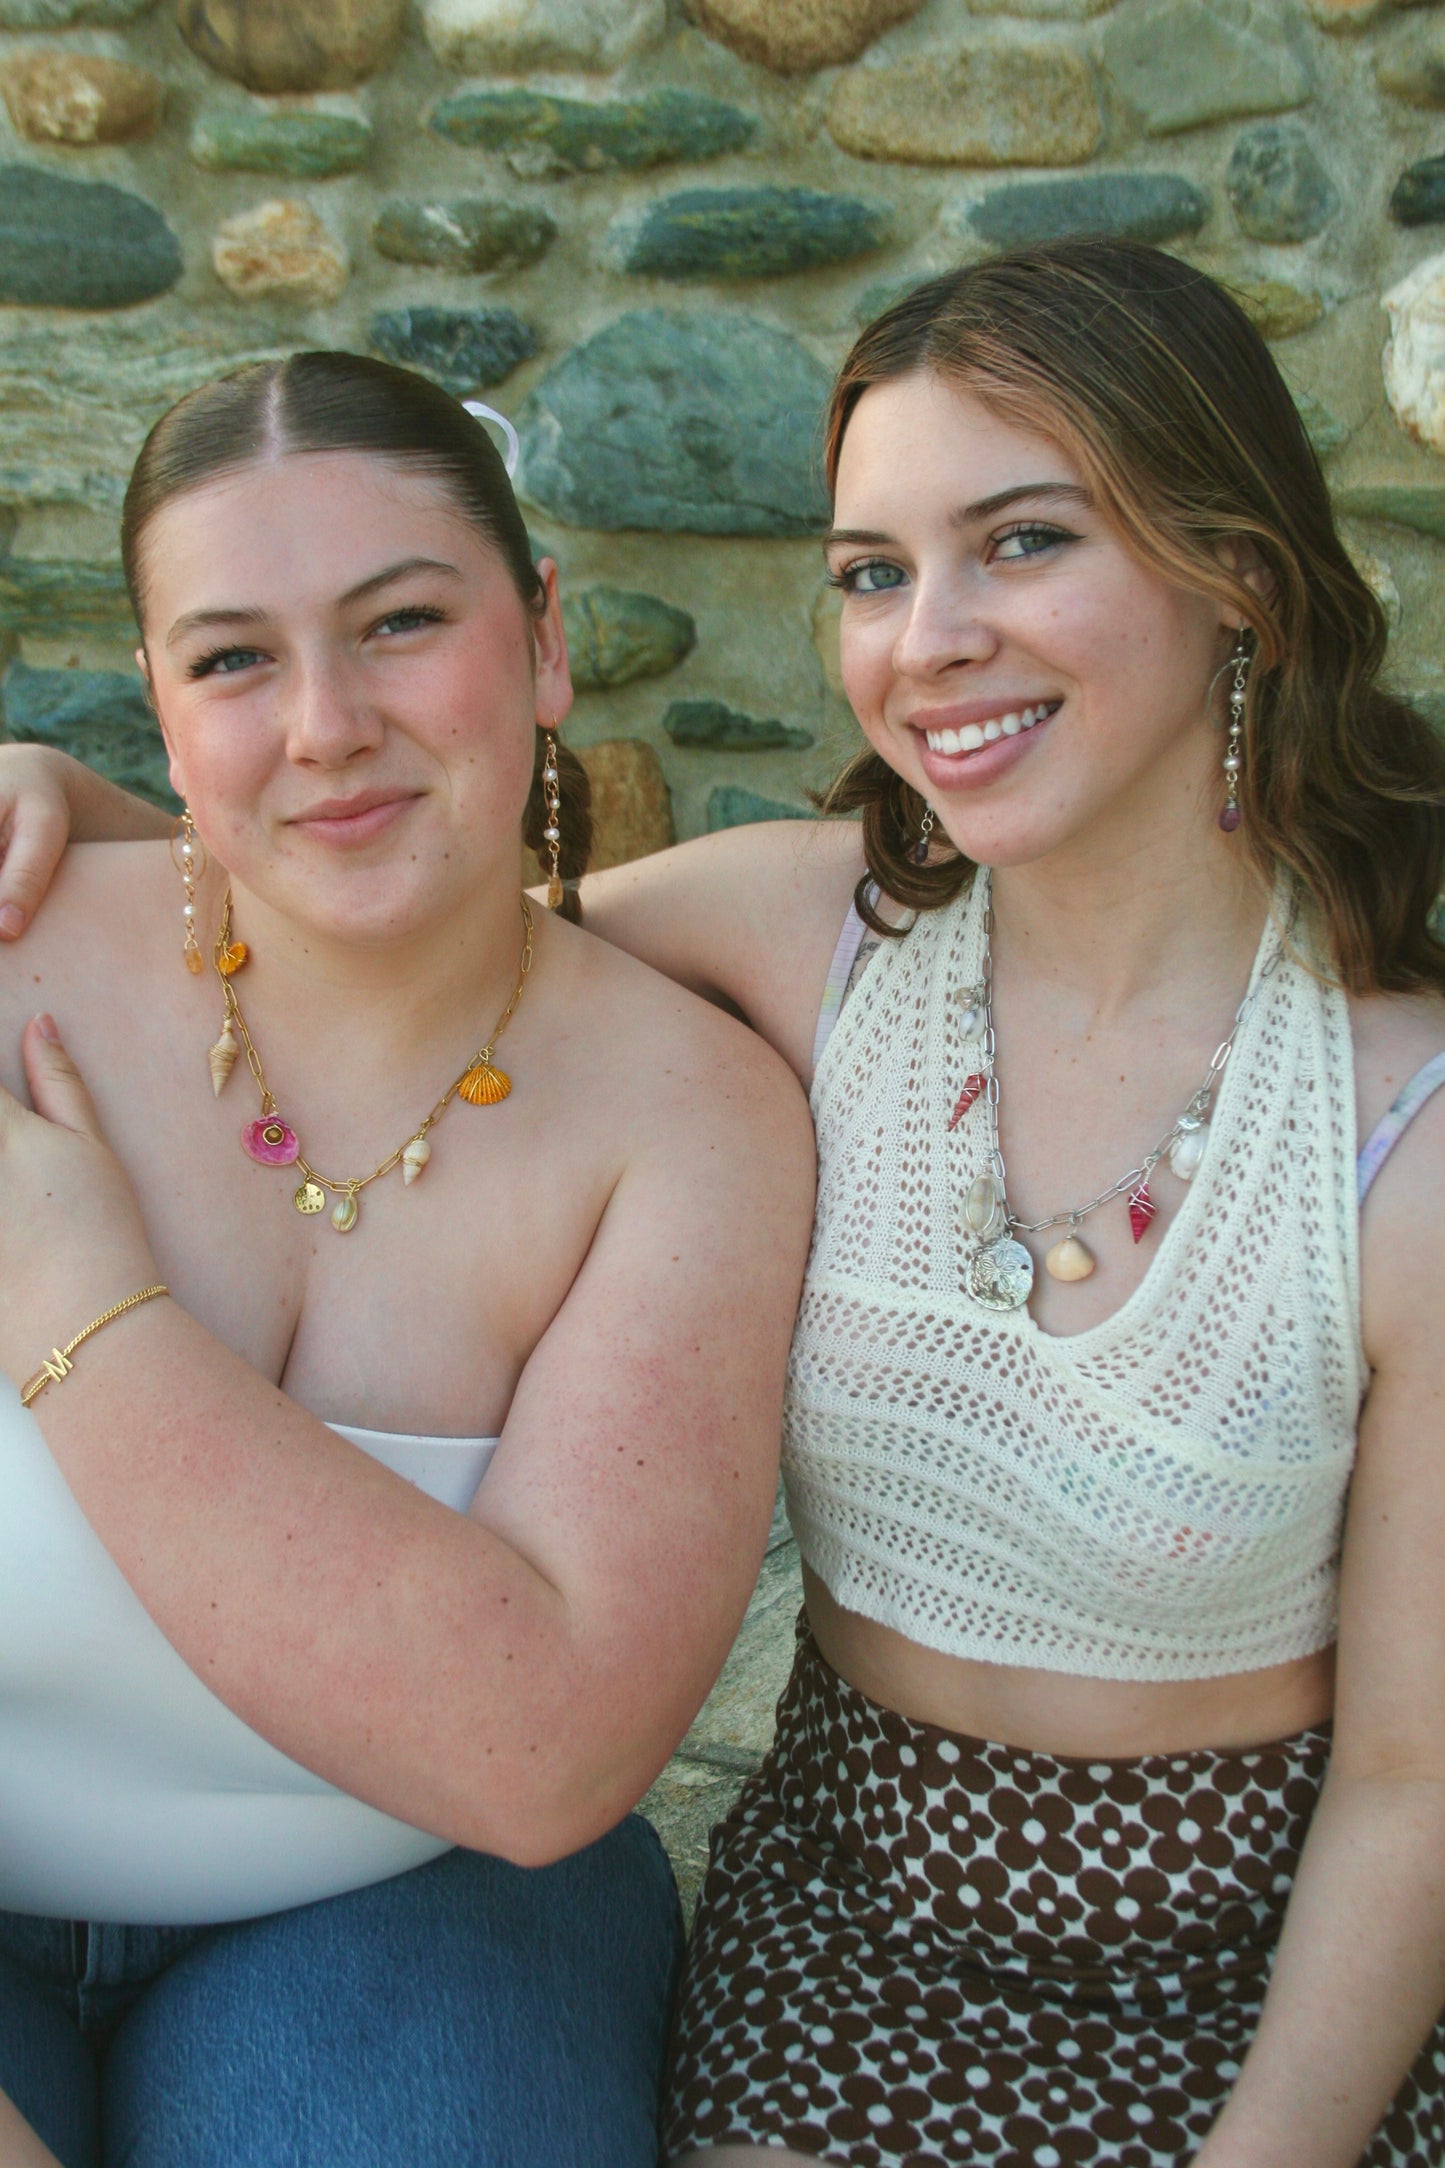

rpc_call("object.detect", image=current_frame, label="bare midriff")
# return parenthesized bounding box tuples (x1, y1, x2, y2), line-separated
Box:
(802, 1565, 1337, 1759)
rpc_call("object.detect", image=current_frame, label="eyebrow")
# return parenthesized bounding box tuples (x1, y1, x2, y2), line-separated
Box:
(823, 481, 1093, 551)
(164, 556, 464, 649)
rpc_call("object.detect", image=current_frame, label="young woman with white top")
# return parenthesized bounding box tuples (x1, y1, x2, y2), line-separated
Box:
(0, 350, 813, 2168)
(8, 242, 1445, 2167)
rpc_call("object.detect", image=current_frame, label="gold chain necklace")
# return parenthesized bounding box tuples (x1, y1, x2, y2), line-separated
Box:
(206, 890, 534, 1234)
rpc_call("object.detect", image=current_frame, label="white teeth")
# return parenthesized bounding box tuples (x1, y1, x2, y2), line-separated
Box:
(1000, 712, 1021, 736)
(1022, 705, 1040, 728)
(926, 727, 962, 753)
(959, 723, 985, 751)
(983, 718, 1002, 741)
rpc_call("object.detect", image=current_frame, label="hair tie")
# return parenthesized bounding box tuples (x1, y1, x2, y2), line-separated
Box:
(462, 400, 520, 479)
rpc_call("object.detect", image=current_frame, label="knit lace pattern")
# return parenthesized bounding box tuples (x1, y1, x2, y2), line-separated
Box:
(783, 877, 1364, 1682)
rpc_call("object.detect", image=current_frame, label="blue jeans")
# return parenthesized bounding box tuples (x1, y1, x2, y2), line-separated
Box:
(0, 1816, 681, 2168)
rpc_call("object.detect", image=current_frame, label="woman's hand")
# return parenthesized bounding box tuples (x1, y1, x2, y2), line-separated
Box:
(0, 745, 170, 940)
(0, 1016, 162, 1397)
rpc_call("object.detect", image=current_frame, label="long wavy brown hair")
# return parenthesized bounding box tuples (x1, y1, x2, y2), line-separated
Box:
(821, 242, 1445, 995)
(122, 351, 591, 921)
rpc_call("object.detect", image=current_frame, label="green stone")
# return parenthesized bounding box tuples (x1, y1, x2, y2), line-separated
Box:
(1, 660, 177, 810)
(665, 700, 813, 752)
(428, 85, 755, 178)
(1335, 485, 1445, 541)
(0, 558, 133, 635)
(621, 187, 890, 281)
(0, 166, 181, 309)
(0, 308, 289, 514)
(1293, 391, 1351, 456)
(372, 197, 556, 273)
(368, 306, 537, 396)
(1226, 121, 1336, 242)
(1102, 0, 1312, 135)
(517, 309, 830, 537)
(0, 0, 155, 19)
(562, 585, 695, 690)
(706, 785, 813, 831)
(189, 106, 371, 178)
(969, 172, 1208, 250)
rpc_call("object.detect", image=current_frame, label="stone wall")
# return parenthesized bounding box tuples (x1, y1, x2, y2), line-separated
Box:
(3, 0, 1445, 851)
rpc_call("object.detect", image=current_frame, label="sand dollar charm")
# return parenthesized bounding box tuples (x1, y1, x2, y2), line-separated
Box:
(966, 1235, 1034, 1311)
(293, 1179, 326, 1216)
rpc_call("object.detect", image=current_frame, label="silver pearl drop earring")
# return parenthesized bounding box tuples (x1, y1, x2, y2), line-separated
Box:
(1218, 631, 1251, 834)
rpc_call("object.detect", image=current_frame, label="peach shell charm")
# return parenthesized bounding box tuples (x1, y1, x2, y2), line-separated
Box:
(1044, 1233, 1096, 1283)
(457, 1061, 511, 1107)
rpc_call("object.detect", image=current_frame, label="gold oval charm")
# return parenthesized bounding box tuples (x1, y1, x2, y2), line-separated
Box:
(331, 1192, 359, 1234)
(294, 1179, 326, 1216)
(458, 1061, 511, 1106)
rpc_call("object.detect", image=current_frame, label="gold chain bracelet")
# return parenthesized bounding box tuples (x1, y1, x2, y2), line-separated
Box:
(20, 1285, 169, 1408)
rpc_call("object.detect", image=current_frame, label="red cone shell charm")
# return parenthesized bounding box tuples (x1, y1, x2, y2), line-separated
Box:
(1127, 1181, 1157, 1243)
(242, 1115, 299, 1167)
(947, 1075, 987, 1130)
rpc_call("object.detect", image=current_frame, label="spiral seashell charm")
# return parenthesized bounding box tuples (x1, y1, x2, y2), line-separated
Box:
(402, 1136, 431, 1186)
(208, 1020, 238, 1097)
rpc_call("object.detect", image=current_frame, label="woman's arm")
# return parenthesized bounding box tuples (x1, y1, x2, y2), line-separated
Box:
(0, 1009, 816, 1868)
(0, 746, 167, 938)
(1193, 1087, 1445, 2168)
(0, 2091, 64, 2168)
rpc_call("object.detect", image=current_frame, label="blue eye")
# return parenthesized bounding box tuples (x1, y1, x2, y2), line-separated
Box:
(189, 646, 263, 680)
(833, 559, 907, 595)
(373, 605, 446, 637)
(992, 523, 1073, 562)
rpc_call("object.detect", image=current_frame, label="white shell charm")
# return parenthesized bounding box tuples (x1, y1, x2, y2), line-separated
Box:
(331, 1191, 359, 1234)
(1168, 1121, 1209, 1182)
(208, 1019, 239, 1097)
(402, 1136, 431, 1186)
(953, 985, 986, 1040)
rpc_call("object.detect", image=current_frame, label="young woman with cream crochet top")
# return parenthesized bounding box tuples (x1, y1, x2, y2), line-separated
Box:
(7, 245, 1445, 2168)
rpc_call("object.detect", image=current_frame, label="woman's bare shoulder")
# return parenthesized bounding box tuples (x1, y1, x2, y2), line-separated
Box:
(0, 840, 171, 1013)
(1350, 983, 1445, 1137)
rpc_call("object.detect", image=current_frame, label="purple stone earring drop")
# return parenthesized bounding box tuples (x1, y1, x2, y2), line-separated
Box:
(1219, 632, 1250, 834)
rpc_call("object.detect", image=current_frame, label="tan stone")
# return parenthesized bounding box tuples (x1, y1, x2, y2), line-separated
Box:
(0, 50, 164, 145)
(1382, 251, 1445, 455)
(827, 40, 1102, 166)
(684, 0, 925, 74)
(968, 0, 1115, 15)
(1303, 0, 1391, 26)
(577, 738, 675, 871)
(211, 199, 348, 304)
(178, 0, 407, 93)
(1229, 276, 1324, 340)
(811, 581, 844, 699)
(1377, 15, 1445, 102)
(422, 0, 665, 73)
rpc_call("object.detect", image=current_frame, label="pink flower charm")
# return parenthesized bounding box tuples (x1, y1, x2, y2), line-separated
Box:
(947, 1075, 987, 1130)
(1127, 1181, 1157, 1243)
(242, 1115, 299, 1167)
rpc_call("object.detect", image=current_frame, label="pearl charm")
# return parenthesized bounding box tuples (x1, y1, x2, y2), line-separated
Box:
(1044, 1233, 1096, 1282)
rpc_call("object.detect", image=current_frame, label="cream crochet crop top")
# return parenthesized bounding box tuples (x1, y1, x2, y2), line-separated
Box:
(783, 875, 1365, 1682)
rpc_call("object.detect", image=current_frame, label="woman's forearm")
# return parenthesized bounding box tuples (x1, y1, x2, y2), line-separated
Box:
(65, 759, 171, 843)
(0, 2089, 64, 2168)
(1196, 1770, 1445, 2167)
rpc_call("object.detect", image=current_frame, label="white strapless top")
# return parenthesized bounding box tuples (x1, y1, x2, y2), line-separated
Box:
(0, 1386, 497, 1925)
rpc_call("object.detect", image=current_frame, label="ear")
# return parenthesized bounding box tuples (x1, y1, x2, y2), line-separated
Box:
(1214, 537, 1277, 618)
(531, 558, 574, 731)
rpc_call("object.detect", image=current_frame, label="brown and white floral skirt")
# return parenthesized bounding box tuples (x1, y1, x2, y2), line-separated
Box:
(663, 1618, 1445, 2167)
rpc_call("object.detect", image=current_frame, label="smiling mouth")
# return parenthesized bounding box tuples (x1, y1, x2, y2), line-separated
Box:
(922, 701, 1061, 754)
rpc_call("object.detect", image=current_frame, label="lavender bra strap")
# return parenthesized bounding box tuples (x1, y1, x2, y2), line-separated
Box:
(812, 899, 871, 1077)
(1357, 1049, 1445, 1206)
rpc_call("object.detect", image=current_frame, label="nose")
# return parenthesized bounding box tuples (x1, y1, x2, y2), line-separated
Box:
(282, 648, 385, 769)
(892, 569, 1000, 683)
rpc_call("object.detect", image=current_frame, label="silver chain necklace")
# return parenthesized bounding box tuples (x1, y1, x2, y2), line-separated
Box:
(952, 872, 1291, 1313)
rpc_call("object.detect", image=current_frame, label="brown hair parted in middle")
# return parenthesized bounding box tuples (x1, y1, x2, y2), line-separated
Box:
(820, 240, 1445, 997)
(120, 349, 591, 920)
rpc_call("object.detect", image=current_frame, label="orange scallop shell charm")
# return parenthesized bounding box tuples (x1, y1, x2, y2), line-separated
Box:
(458, 1060, 511, 1107)
(216, 940, 249, 977)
